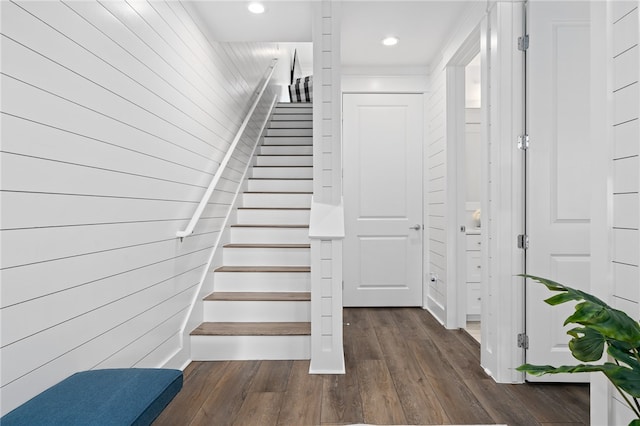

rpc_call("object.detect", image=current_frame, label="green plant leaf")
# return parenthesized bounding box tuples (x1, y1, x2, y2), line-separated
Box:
(570, 304, 640, 347)
(518, 362, 640, 398)
(608, 345, 640, 370)
(545, 292, 580, 306)
(516, 363, 604, 376)
(628, 419, 640, 426)
(521, 274, 608, 306)
(522, 274, 640, 347)
(567, 327, 605, 362)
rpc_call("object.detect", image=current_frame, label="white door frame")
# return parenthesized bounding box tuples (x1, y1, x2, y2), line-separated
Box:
(342, 92, 424, 307)
(444, 28, 482, 330)
(442, 2, 527, 383)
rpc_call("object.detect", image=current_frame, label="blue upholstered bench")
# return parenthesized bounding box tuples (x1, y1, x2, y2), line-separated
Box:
(1, 368, 182, 426)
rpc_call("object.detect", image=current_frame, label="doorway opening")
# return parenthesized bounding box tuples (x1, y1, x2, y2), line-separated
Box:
(462, 53, 482, 342)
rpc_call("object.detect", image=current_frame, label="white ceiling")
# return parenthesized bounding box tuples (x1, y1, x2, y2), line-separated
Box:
(341, 1, 474, 68)
(189, 0, 476, 68)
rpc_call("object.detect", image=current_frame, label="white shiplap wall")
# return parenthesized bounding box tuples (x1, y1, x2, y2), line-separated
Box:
(610, 1, 640, 422)
(426, 66, 448, 319)
(425, 3, 486, 325)
(0, 0, 278, 413)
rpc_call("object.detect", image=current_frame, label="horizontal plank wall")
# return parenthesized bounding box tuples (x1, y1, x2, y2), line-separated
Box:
(0, 0, 278, 413)
(610, 0, 640, 423)
(425, 2, 486, 326)
(426, 64, 448, 321)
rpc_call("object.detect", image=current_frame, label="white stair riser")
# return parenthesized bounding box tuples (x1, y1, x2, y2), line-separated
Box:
(256, 156, 313, 166)
(223, 247, 310, 266)
(252, 167, 312, 179)
(272, 114, 312, 121)
(203, 300, 310, 322)
(191, 335, 310, 361)
(247, 179, 313, 193)
(230, 227, 310, 244)
(270, 121, 312, 129)
(277, 102, 312, 107)
(263, 137, 312, 146)
(213, 271, 311, 292)
(260, 145, 312, 155)
(237, 208, 310, 225)
(276, 105, 312, 112)
(267, 128, 312, 137)
(242, 193, 312, 208)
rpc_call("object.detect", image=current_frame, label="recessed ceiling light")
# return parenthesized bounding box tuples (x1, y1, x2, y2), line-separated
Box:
(382, 36, 399, 46)
(248, 2, 265, 14)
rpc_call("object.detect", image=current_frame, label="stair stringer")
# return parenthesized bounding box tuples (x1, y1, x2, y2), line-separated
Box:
(162, 94, 279, 370)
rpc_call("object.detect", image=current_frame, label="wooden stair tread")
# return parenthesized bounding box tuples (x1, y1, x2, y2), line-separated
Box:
(214, 266, 310, 273)
(224, 243, 310, 248)
(205, 292, 311, 302)
(230, 224, 309, 228)
(191, 322, 311, 336)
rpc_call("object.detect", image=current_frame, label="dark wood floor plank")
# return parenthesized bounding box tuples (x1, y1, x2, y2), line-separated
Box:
(153, 361, 230, 426)
(356, 360, 407, 425)
(464, 378, 541, 425)
(232, 392, 283, 426)
(375, 325, 450, 424)
(155, 308, 590, 426)
(321, 337, 364, 425)
(277, 361, 323, 425)
(510, 383, 590, 424)
(343, 319, 384, 361)
(410, 339, 494, 424)
(367, 307, 398, 329)
(249, 360, 293, 393)
(391, 307, 436, 340)
(412, 309, 488, 380)
(188, 361, 261, 425)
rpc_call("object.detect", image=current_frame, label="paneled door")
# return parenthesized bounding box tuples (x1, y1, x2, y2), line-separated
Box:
(343, 94, 423, 306)
(526, 1, 591, 382)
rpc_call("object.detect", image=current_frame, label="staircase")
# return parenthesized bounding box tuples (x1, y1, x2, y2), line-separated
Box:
(190, 102, 313, 360)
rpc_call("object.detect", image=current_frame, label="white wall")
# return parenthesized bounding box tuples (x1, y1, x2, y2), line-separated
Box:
(0, 0, 278, 413)
(609, 0, 639, 422)
(424, 2, 486, 324)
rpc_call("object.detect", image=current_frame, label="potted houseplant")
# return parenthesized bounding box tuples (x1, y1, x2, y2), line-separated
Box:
(518, 274, 640, 426)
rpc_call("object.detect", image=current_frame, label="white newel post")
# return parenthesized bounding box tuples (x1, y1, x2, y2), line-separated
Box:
(309, 0, 345, 374)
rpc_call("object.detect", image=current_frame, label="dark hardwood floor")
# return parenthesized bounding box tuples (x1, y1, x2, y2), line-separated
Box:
(154, 308, 589, 425)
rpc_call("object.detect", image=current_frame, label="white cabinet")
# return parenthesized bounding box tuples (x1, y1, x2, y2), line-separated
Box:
(466, 232, 482, 320)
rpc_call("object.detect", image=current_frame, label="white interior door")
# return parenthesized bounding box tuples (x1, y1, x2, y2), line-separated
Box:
(526, 1, 591, 382)
(343, 93, 423, 307)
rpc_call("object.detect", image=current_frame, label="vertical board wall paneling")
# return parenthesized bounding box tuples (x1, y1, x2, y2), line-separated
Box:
(610, 1, 640, 421)
(0, 0, 279, 413)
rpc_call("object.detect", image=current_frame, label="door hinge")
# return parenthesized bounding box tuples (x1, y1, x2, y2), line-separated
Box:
(518, 34, 529, 51)
(517, 234, 529, 250)
(517, 333, 529, 349)
(517, 134, 529, 150)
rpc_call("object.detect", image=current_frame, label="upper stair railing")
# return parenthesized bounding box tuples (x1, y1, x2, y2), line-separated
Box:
(177, 59, 278, 239)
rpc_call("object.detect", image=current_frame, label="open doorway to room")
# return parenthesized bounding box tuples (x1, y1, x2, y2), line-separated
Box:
(444, 26, 485, 344)
(461, 53, 482, 342)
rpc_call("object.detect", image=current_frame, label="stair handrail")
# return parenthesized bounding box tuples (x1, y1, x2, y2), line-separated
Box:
(177, 59, 278, 239)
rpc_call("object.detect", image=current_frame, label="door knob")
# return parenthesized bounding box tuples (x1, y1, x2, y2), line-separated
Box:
(409, 224, 422, 230)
